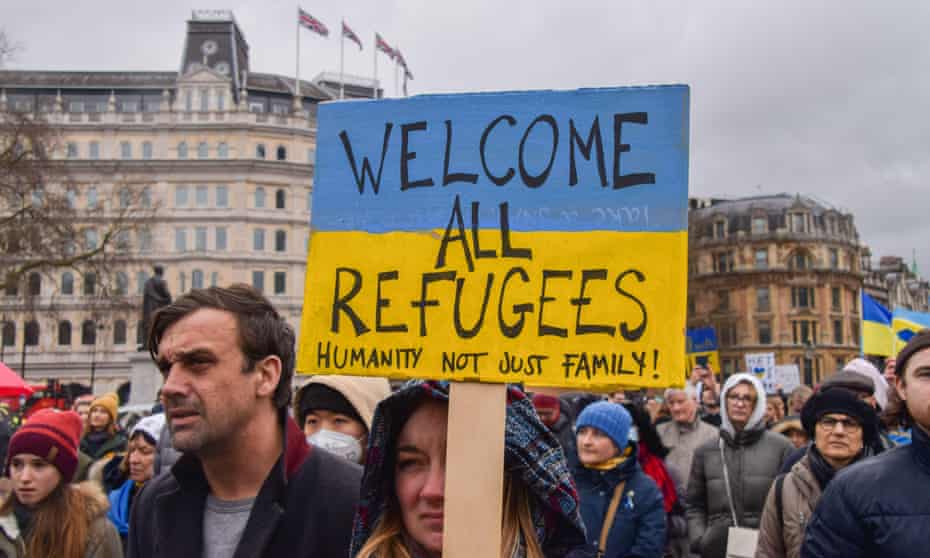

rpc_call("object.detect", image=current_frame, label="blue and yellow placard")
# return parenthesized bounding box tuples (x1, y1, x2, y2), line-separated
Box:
(686, 327, 720, 372)
(298, 86, 690, 389)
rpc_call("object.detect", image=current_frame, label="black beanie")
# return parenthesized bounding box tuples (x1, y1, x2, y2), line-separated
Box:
(801, 388, 879, 447)
(297, 384, 364, 426)
(895, 329, 930, 380)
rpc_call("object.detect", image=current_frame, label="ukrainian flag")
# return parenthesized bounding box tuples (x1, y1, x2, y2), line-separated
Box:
(892, 308, 930, 353)
(862, 293, 893, 356)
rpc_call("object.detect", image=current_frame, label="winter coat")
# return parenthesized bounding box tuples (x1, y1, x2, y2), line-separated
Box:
(575, 448, 667, 558)
(0, 481, 123, 558)
(350, 381, 593, 557)
(152, 421, 180, 476)
(127, 414, 360, 558)
(657, 416, 718, 492)
(756, 453, 821, 558)
(685, 374, 793, 558)
(800, 424, 930, 558)
(80, 431, 128, 461)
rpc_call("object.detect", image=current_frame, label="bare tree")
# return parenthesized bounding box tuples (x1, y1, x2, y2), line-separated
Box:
(0, 30, 20, 68)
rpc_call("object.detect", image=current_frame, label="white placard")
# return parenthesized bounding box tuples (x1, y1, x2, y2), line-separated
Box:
(745, 352, 776, 393)
(772, 364, 802, 393)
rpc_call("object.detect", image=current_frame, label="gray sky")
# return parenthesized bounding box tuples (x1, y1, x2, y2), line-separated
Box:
(5, 0, 930, 276)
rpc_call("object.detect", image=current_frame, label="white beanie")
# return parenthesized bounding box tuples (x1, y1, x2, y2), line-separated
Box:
(843, 358, 888, 410)
(130, 413, 166, 444)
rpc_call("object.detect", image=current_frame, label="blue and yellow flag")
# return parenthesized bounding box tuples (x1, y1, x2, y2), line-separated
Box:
(686, 328, 720, 372)
(892, 308, 930, 354)
(862, 293, 893, 357)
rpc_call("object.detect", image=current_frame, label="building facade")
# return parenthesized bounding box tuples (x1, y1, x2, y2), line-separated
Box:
(863, 252, 930, 313)
(688, 194, 863, 386)
(0, 11, 377, 391)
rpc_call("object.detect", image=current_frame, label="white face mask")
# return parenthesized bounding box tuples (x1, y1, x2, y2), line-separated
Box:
(307, 430, 363, 463)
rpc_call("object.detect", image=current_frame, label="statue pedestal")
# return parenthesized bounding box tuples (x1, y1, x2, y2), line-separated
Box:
(128, 352, 162, 407)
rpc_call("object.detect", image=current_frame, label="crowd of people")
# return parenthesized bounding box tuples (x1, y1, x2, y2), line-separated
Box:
(0, 284, 927, 557)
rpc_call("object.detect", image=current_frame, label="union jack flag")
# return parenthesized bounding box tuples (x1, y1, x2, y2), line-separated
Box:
(342, 21, 363, 51)
(375, 33, 395, 60)
(298, 8, 329, 37)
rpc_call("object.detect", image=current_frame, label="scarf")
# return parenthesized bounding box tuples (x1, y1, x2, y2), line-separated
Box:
(638, 444, 678, 513)
(583, 446, 632, 471)
(807, 445, 866, 491)
(12, 500, 33, 539)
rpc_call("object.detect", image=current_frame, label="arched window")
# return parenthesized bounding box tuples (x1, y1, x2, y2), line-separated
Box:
(217, 142, 229, 159)
(81, 321, 96, 345)
(275, 189, 286, 209)
(58, 321, 72, 345)
(28, 273, 41, 296)
(256, 144, 266, 159)
(142, 141, 153, 160)
(115, 272, 129, 296)
(61, 272, 74, 295)
(192, 269, 204, 290)
(275, 230, 287, 252)
(254, 187, 266, 209)
(788, 250, 813, 270)
(24, 321, 39, 346)
(178, 142, 188, 159)
(113, 320, 127, 345)
(198, 142, 208, 159)
(1, 322, 14, 347)
(276, 145, 287, 161)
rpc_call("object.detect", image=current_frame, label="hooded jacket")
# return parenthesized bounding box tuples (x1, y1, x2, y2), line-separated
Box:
(293, 375, 392, 432)
(685, 374, 793, 558)
(349, 381, 592, 558)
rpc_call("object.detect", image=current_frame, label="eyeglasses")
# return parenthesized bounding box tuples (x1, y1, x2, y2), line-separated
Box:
(817, 417, 862, 432)
(726, 394, 756, 406)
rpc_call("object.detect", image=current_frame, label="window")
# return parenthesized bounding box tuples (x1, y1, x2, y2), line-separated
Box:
(791, 286, 816, 309)
(829, 248, 839, 270)
(5, 279, 18, 297)
(833, 319, 843, 345)
(66, 189, 77, 209)
(276, 145, 287, 161)
(179, 271, 186, 293)
(175, 228, 187, 252)
(192, 269, 204, 290)
(178, 142, 188, 159)
(61, 272, 74, 295)
(200, 88, 209, 112)
(215, 227, 227, 251)
(138, 228, 153, 252)
(751, 217, 768, 235)
(113, 320, 127, 345)
(790, 213, 806, 233)
(307, 148, 315, 163)
(755, 248, 769, 270)
(116, 229, 131, 252)
(274, 271, 286, 295)
(249, 101, 265, 113)
(31, 189, 43, 207)
(24, 321, 39, 346)
(121, 100, 139, 113)
(137, 271, 150, 296)
(195, 185, 209, 207)
(717, 290, 729, 311)
(1, 322, 14, 347)
(851, 290, 859, 313)
(714, 220, 726, 239)
(718, 322, 737, 347)
(115, 272, 129, 296)
(184, 91, 193, 112)
(792, 320, 818, 345)
(216, 89, 225, 111)
(119, 188, 131, 209)
(713, 252, 734, 273)
(68, 101, 84, 113)
(789, 251, 811, 270)
(253, 229, 266, 251)
(141, 187, 152, 208)
(89, 141, 100, 159)
(67, 142, 78, 159)
(28, 273, 41, 296)
(216, 185, 228, 208)
(850, 319, 860, 345)
(84, 229, 98, 250)
(81, 321, 96, 345)
(142, 141, 153, 159)
(275, 189, 286, 209)
(218, 143, 229, 159)
(255, 187, 266, 208)
(256, 144, 266, 159)
(121, 141, 132, 159)
(252, 271, 265, 293)
(758, 320, 772, 345)
(58, 321, 72, 346)
(175, 185, 189, 207)
(831, 287, 841, 312)
(195, 227, 207, 251)
(198, 142, 208, 159)
(275, 230, 287, 252)
(87, 187, 98, 209)
(756, 287, 771, 312)
(83, 273, 96, 296)
(211, 272, 219, 287)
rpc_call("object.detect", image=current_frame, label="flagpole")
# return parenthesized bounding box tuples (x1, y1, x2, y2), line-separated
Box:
(373, 32, 378, 99)
(339, 18, 345, 99)
(394, 47, 399, 97)
(295, 6, 301, 107)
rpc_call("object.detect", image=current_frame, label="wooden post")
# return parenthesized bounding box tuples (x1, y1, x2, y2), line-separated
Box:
(443, 382, 507, 557)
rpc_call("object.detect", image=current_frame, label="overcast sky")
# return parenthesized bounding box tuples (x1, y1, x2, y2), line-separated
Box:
(4, 1, 929, 275)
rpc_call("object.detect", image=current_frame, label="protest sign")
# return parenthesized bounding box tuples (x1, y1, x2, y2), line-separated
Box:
(745, 352, 777, 393)
(297, 85, 691, 390)
(772, 364, 801, 393)
(686, 327, 720, 373)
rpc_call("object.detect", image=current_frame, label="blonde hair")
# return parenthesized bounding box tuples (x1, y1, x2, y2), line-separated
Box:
(355, 474, 544, 558)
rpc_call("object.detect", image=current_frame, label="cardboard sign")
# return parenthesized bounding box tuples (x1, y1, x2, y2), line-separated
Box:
(298, 86, 690, 389)
(772, 364, 801, 393)
(745, 352, 777, 393)
(686, 327, 720, 373)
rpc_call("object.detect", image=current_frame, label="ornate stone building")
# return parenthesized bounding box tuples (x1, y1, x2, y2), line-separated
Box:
(688, 194, 863, 386)
(0, 11, 377, 391)
(862, 252, 930, 313)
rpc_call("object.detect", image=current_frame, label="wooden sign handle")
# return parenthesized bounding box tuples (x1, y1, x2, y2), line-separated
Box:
(443, 382, 507, 557)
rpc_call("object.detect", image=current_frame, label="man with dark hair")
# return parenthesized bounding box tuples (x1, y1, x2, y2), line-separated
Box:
(802, 329, 930, 558)
(128, 285, 361, 558)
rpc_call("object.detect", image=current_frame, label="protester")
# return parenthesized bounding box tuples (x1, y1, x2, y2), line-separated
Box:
(765, 395, 786, 428)
(532, 393, 578, 467)
(107, 414, 165, 552)
(686, 373, 793, 558)
(73, 394, 95, 425)
(882, 356, 896, 387)
(786, 386, 813, 417)
(80, 393, 127, 461)
(841, 357, 889, 410)
(770, 417, 809, 449)
(351, 381, 590, 558)
(801, 329, 930, 558)
(756, 389, 878, 558)
(0, 409, 122, 558)
(821, 369, 894, 451)
(657, 383, 718, 492)
(128, 285, 361, 558)
(293, 375, 391, 464)
(700, 387, 722, 427)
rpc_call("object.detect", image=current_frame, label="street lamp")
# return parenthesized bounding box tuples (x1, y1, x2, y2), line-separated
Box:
(89, 322, 106, 392)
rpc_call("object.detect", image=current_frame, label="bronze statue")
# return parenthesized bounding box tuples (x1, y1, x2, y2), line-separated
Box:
(141, 265, 171, 350)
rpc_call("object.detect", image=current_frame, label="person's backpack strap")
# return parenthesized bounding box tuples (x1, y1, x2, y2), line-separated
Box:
(774, 473, 786, 522)
(596, 480, 627, 558)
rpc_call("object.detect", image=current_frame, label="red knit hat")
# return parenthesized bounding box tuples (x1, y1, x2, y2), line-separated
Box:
(7, 409, 83, 481)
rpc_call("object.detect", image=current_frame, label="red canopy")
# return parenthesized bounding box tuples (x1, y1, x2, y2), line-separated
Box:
(0, 362, 35, 397)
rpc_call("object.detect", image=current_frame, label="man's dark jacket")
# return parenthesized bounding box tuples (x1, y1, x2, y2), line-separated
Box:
(127, 418, 361, 558)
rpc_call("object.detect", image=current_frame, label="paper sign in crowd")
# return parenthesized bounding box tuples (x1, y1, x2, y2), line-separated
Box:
(298, 86, 690, 389)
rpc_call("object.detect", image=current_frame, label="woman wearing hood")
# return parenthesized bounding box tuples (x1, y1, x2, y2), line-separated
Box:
(351, 380, 591, 558)
(756, 389, 879, 558)
(685, 373, 793, 558)
(574, 402, 667, 558)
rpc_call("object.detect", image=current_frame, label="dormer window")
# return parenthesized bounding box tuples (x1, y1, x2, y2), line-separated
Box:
(789, 213, 807, 233)
(751, 217, 768, 235)
(714, 219, 727, 239)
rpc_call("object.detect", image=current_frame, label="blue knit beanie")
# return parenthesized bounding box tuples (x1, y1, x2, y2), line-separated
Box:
(576, 401, 632, 452)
